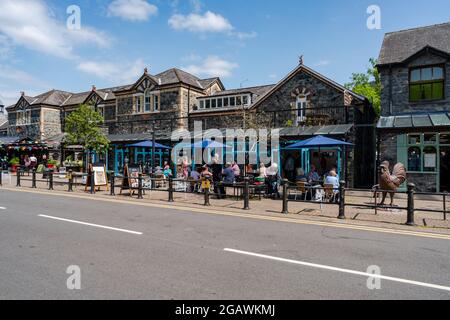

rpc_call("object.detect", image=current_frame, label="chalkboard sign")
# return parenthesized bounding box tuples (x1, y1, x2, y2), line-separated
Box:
(120, 164, 142, 195)
(85, 163, 109, 192)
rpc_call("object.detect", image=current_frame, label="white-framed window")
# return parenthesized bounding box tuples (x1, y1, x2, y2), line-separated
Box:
(135, 96, 142, 113)
(296, 96, 308, 125)
(199, 100, 205, 109)
(144, 89, 152, 112)
(25, 110, 31, 124)
(97, 105, 105, 118)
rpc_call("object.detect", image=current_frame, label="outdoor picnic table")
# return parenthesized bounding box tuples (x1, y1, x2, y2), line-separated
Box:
(219, 182, 266, 201)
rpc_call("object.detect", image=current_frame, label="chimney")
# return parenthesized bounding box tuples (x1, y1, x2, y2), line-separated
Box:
(144, 67, 149, 74)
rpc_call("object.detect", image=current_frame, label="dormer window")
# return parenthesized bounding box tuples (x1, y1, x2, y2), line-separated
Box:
(144, 89, 152, 112)
(410, 65, 445, 102)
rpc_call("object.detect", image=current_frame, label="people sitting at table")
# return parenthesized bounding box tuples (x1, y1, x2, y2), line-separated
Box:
(307, 164, 320, 184)
(259, 163, 267, 178)
(163, 164, 173, 178)
(245, 163, 253, 175)
(211, 156, 225, 199)
(223, 163, 236, 184)
(296, 168, 307, 182)
(191, 167, 201, 180)
(201, 165, 213, 178)
(325, 170, 340, 192)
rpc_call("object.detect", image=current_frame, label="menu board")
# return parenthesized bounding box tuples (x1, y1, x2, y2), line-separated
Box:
(93, 166, 107, 186)
(120, 164, 142, 195)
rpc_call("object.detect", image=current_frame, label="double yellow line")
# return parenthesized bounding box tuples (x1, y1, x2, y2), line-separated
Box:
(3, 187, 450, 241)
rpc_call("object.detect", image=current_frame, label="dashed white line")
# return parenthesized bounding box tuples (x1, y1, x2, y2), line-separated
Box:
(38, 214, 143, 235)
(0, 207, 6, 210)
(224, 248, 450, 293)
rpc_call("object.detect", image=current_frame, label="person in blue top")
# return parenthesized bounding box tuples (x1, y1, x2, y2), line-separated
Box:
(307, 164, 320, 184)
(222, 163, 235, 184)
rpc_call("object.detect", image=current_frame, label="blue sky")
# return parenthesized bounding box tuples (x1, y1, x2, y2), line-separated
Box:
(1, 0, 450, 106)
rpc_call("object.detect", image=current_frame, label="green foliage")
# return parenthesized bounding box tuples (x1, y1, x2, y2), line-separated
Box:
(9, 157, 20, 165)
(345, 58, 381, 117)
(65, 104, 110, 153)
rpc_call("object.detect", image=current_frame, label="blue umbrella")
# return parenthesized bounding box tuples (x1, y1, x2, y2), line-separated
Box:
(191, 139, 231, 149)
(286, 135, 353, 149)
(127, 141, 172, 149)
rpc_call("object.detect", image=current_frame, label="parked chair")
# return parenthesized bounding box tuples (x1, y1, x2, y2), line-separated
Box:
(294, 182, 311, 201)
(323, 184, 337, 203)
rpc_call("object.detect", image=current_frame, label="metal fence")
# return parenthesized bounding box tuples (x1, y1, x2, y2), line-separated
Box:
(5, 169, 448, 227)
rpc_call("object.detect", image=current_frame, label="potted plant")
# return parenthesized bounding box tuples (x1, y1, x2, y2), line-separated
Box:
(9, 157, 20, 172)
(47, 159, 58, 169)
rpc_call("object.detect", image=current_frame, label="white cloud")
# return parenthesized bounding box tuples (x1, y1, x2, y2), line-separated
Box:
(190, 0, 202, 13)
(0, 0, 110, 59)
(77, 59, 147, 83)
(0, 35, 13, 60)
(107, 0, 158, 22)
(183, 56, 238, 78)
(233, 31, 258, 40)
(169, 11, 233, 33)
(314, 60, 331, 67)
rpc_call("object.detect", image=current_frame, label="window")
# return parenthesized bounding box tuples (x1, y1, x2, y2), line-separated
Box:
(206, 100, 211, 109)
(243, 95, 249, 106)
(230, 97, 236, 107)
(153, 94, 159, 112)
(236, 96, 242, 106)
(136, 96, 142, 113)
(217, 98, 223, 108)
(409, 65, 445, 101)
(199, 100, 205, 109)
(423, 146, 437, 172)
(224, 97, 229, 107)
(25, 110, 31, 124)
(211, 99, 217, 108)
(144, 90, 151, 112)
(408, 147, 421, 172)
(296, 96, 308, 125)
(97, 106, 105, 118)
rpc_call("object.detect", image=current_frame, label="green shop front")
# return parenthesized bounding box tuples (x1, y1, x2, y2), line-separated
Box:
(378, 113, 450, 192)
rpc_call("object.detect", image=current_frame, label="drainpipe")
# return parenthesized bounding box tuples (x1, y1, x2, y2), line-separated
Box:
(388, 64, 393, 115)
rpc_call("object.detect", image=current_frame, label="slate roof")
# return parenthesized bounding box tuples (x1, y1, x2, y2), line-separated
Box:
(378, 22, 450, 66)
(377, 112, 450, 129)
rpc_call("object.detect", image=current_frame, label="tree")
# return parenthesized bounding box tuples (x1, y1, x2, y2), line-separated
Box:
(345, 58, 381, 117)
(65, 104, 110, 154)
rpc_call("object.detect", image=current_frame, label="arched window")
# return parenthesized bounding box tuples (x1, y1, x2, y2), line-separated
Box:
(423, 146, 437, 172)
(144, 89, 152, 112)
(408, 147, 421, 172)
(295, 95, 308, 125)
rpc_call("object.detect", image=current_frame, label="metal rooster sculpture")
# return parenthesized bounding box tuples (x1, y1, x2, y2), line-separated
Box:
(377, 161, 407, 206)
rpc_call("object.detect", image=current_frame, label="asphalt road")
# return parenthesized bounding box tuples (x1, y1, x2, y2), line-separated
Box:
(0, 189, 449, 300)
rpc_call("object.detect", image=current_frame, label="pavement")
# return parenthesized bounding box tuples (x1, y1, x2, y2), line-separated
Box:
(0, 187, 450, 299)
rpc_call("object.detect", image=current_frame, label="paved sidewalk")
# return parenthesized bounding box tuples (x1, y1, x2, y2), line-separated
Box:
(4, 175, 450, 235)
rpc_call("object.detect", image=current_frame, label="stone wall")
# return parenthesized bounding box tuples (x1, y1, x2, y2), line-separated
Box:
(41, 108, 62, 139)
(379, 51, 450, 116)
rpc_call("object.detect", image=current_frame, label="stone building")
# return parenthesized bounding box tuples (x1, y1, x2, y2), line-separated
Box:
(377, 22, 450, 192)
(5, 63, 376, 187)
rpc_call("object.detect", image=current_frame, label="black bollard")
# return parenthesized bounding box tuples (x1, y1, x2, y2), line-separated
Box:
(204, 178, 211, 206)
(16, 169, 21, 187)
(138, 173, 143, 199)
(0, 169, 2, 186)
(168, 177, 174, 202)
(32, 169, 37, 188)
(282, 179, 289, 214)
(243, 176, 250, 210)
(68, 170, 73, 192)
(90, 171, 95, 194)
(406, 183, 416, 226)
(338, 181, 346, 220)
(48, 171, 54, 190)
(110, 172, 115, 196)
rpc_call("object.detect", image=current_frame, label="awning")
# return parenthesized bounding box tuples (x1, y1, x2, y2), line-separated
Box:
(279, 124, 354, 137)
(286, 135, 353, 149)
(0, 136, 20, 145)
(127, 141, 171, 149)
(377, 113, 450, 129)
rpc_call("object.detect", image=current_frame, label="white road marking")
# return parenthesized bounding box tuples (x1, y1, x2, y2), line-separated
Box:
(38, 215, 143, 235)
(224, 248, 450, 293)
(0, 207, 6, 210)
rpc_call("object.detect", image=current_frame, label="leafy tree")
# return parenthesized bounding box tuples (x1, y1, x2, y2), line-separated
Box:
(345, 58, 381, 117)
(65, 104, 110, 153)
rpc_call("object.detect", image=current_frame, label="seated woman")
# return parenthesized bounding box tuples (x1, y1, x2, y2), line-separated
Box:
(296, 168, 307, 182)
(324, 170, 340, 196)
(266, 163, 281, 198)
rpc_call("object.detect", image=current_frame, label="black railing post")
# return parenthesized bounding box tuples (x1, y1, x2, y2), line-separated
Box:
(48, 171, 54, 190)
(338, 181, 346, 220)
(110, 172, 115, 196)
(68, 170, 73, 192)
(443, 193, 447, 221)
(168, 177, 174, 203)
(16, 169, 21, 187)
(0, 169, 2, 186)
(406, 183, 416, 226)
(282, 179, 289, 214)
(204, 178, 211, 207)
(137, 173, 143, 199)
(90, 170, 95, 194)
(32, 168, 37, 188)
(243, 177, 250, 210)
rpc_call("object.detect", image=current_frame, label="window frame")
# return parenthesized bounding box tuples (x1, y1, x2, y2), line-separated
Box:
(409, 64, 445, 102)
